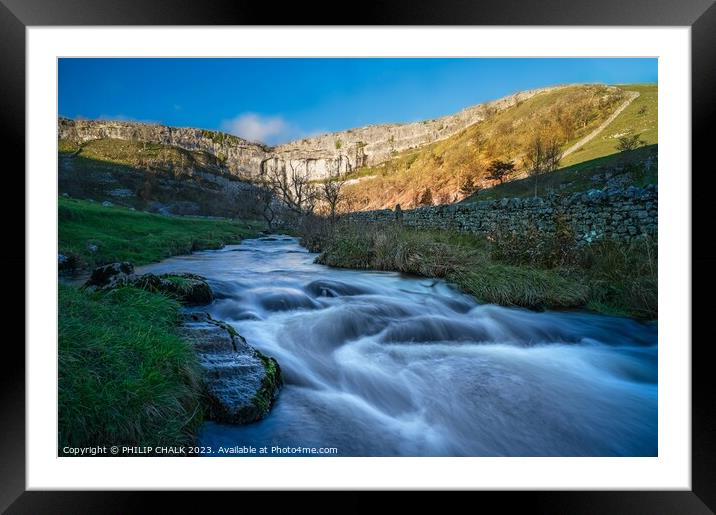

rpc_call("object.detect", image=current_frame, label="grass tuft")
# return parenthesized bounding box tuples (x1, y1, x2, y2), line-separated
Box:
(452, 265, 589, 309)
(59, 284, 204, 450)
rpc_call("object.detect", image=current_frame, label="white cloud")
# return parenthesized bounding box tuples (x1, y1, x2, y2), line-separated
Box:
(220, 113, 292, 145)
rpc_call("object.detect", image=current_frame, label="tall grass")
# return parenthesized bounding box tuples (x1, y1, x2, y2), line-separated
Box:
(581, 236, 658, 318)
(59, 284, 204, 449)
(308, 220, 656, 318)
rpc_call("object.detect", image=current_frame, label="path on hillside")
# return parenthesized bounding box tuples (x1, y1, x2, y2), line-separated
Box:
(562, 90, 640, 158)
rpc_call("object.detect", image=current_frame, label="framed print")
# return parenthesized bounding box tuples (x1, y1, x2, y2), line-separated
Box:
(3, 0, 715, 512)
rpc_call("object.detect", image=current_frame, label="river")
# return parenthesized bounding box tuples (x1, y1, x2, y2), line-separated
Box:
(139, 235, 657, 457)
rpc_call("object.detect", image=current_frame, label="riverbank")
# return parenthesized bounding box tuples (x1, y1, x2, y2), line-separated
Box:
(59, 284, 204, 450)
(59, 196, 262, 271)
(302, 219, 657, 319)
(58, 198, 266, 451)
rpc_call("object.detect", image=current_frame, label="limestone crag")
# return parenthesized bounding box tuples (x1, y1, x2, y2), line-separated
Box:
(58, 85, 568, 181)
(59, 118, 268, 179)
(275, 85, 571, 175)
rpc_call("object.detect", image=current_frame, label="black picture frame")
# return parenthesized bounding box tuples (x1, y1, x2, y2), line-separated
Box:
(2, 0, 714, 512)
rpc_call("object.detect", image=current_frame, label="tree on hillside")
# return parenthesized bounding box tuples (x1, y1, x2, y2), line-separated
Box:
(417, 188, 433, 206)
(321, 161, 347, 221)
(459, 173, 481, 197)
(486, 159, 515, 185)
(616, 134, 645, 152)
(524, 136, 562, 198)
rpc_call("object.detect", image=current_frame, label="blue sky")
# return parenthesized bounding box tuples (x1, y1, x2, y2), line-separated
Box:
(58, 58, 657, 145)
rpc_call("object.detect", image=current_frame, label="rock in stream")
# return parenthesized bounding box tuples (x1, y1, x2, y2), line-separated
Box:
(181, 312, 281, 424)
(83, 262, 282, 424)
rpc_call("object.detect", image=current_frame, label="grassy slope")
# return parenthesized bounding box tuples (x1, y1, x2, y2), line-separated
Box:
(60, 137, 225, 172)
(343, 84, 631, 210)
(343, 84, 657, 209)
(59, 284, 203, 450)
(560, 84, 657, 166)
(465, 84, 657, 201)
(59, 196, 262, 269)
(58, 138, 258, 218)
(59, 199, 264, 449)
(468, 144, 657, 201)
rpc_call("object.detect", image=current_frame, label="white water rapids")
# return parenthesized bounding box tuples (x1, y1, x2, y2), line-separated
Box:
(140, 236, 657, 456)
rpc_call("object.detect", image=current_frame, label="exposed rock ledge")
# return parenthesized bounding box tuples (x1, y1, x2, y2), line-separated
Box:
(83, 262, 282, 424)
(180, 312, 281, 424)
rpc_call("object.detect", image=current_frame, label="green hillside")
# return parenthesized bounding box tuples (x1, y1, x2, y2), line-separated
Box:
(58, 138, 261, 218)
(59, 197, 261, 270)
(59, 137, 227, 176)
(560, 84, 657, 166)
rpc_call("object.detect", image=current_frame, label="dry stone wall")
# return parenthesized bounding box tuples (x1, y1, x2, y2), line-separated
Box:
(345, 185, 657, 243)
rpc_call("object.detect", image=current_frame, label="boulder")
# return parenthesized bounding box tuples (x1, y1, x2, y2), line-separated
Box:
(136, 273, 214, 306)
(180, 312, 281, 424)
(84, 261, 135, 289)
(83, 263, 213, 305)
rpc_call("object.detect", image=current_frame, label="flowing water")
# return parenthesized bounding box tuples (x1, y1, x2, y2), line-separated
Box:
(140, 236, 657, 457)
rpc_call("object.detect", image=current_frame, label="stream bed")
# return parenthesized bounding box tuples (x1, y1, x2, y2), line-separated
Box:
(139, 236, 657, 457)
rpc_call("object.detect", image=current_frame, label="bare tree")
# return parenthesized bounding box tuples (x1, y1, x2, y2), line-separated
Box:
(252, 180, 276, 231)
(524, 136, 562, 198)
(266, 160, 318, 216)
(321, 161, 347, 221)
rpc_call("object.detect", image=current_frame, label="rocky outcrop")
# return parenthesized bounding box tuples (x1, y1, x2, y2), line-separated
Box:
(83, 262, 213, 305)
(273, 85, 571, 176)
(180, 312, 281, 424)
(58, 84, 568, 181)
(59, 118, 268, 179)
(84, 261, 136, 289)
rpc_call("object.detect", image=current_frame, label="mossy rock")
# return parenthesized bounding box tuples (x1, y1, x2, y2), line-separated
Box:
(180, 312, 282, 425)
(251, 354, 282, 417)
(83, 261, 135, 289)
(136, 273, 214, 306)
(83, 263, 213, 306)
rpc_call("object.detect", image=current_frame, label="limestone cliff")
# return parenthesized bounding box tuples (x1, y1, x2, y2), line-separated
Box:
(58, 85, 565, 180)
(58, 118, 268, 179)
